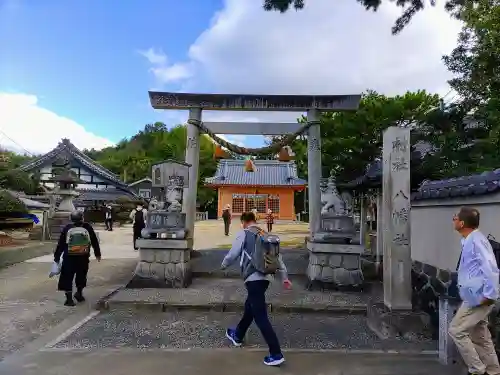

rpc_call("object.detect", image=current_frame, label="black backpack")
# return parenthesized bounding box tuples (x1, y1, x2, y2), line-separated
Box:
(456, 234, 500, 270)
(134, 209, 144, 225)
(488, 235, 500, 269)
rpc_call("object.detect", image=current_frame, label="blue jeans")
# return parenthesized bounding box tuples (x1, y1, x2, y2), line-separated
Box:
(235, 280, 282, 355)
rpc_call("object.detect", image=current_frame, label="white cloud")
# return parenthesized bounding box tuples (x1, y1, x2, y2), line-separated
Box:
(190, 0, 461, 97)
(145, 0, 461, 100)
(139, 47, 193, 84)
(0, 93, 114, 154)
(142, 0, 462, 148)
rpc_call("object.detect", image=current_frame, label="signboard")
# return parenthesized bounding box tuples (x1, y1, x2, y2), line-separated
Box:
(149, 92, 361, 112)
(151, 159, 191, 188)
(147, 211, 186, 230)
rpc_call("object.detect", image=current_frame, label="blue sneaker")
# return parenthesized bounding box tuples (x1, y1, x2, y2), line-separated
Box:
(225, 328, 242, 347)
(264, 353, 285, 366)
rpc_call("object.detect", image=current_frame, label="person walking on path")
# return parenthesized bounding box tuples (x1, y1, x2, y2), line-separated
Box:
(221, 211, 291, 366)
(54, 210, 101, 306)
(222, 204, 231, 236)
(130, 203, 147, 250)
(104, 203, 113, 231)
(449, 207, 500, 375)
(265, 209, 274, 233)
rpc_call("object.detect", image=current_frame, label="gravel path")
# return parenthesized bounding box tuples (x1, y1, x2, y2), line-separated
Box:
(52, 309, 437, 352)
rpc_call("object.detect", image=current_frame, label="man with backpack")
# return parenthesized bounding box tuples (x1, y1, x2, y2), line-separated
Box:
(129, 204, 147, 250)
(54, 210, 101, 306)
(221, 211, 291, 366)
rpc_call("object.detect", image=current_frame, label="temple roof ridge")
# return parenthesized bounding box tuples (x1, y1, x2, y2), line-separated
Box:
(18, 138, 127, 189)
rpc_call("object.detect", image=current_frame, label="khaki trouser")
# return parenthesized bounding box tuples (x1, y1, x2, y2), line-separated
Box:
(449, 302, 500, 374)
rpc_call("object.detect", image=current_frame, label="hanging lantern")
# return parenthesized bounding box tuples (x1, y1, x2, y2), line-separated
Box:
(244, 158, 257, 172)
(214, 145, 230, 159)
(278, 146, 295, 162)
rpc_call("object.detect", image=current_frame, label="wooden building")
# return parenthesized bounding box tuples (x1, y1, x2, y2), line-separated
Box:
(18, 138, 138, 206)
(205, 159, 306, 220)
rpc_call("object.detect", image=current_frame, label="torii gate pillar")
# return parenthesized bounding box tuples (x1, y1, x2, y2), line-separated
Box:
(183, 108, 202, 239)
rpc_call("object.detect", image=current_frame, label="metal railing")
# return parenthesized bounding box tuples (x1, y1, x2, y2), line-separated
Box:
(195, 211, 208, 221)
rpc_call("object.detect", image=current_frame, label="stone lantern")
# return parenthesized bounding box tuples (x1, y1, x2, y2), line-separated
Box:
(47, 156, 81, 238)
(49, 157, 81, 212)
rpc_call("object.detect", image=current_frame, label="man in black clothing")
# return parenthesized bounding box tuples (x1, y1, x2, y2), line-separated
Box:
(222, 204, 231, 236)
(54, 210, 101, 306)
(130, 204, 147, 250)
(104, 203, 113, 231)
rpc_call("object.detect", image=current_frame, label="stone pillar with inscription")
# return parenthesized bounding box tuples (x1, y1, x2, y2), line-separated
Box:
(183, 108, 201, 242)
(382, 126, 412, 310)
(307, 109, 322, 237)
(132, 160, 193, 288)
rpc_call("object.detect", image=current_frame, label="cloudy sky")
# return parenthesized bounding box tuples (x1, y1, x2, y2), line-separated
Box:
(0, 0, 461, 154)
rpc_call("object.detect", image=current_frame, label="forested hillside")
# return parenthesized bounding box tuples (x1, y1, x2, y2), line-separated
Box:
(85, 123, 217, 210)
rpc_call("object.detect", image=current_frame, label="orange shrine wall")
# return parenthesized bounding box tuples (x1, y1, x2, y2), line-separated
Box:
(216, 186, 299, 221)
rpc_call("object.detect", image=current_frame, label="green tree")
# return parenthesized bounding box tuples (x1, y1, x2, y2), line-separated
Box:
(263, 0, 468, 34)
(85, 122, 217, 210)
(0, 149, 39, 194)
(269, 90, 440, 183)
(441, 0, 500, 170)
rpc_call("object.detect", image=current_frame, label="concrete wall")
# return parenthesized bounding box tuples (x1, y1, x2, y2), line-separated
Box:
(411, 193, 500, 271)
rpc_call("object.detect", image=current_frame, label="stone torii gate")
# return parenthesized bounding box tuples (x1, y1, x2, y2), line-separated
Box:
(148, 91, 361, 242)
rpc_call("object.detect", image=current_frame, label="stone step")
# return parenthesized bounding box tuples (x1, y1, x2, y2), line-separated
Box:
(103, 277, 378, 314)
(190, 249, 309, 278)
(47, 309, 438, 355)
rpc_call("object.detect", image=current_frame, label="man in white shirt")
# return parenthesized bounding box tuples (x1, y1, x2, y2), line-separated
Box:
(449, 207, 500, 375)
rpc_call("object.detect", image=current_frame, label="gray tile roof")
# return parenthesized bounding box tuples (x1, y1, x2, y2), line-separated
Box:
(75, 188, 138, 202)
(205, 159, 306, 187)
(413, 169, 500, 201)
(18, 138, 130, 189)
(344, 142, 432, 189)
(5, 190, 50, 209)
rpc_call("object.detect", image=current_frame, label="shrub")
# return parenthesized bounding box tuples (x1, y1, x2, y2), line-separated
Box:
(0, 190, 28, 215)
(0, 169, 35, 193)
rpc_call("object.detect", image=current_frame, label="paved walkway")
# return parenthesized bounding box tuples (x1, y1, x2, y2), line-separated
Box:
(192, 220, 309, 250)
(0, 226, 137, 362)
(0, 349, 451, 375)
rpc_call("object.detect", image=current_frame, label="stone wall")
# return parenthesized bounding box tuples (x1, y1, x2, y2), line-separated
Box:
(411, 260, 459, 338)
(131, 239, 192, 288)
(306, 242, 364, 290)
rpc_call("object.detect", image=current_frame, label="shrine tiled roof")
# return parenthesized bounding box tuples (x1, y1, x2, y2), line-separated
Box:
(412, 169, 500, 201)
(75, 188, 138, 202)
(205, 159, 306, 187)
(18, 138, 128, 189)
(344, 142, 432, 189)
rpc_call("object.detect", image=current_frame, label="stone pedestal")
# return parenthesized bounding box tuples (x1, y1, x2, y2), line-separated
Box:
(48, 213, 71, 240)
(306, 240, 364, 289)
(132, 239, 193, 288)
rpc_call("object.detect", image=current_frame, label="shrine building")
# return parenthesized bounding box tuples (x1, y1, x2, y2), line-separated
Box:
(205, 159, 306, 220)
(18, 138, 138, 207)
